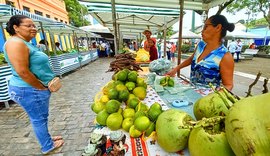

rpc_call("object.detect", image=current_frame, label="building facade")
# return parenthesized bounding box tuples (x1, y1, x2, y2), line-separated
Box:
(0, 0, 69, 24)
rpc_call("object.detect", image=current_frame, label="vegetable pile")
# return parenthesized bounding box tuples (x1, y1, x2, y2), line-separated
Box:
(108, 53, 143, 72)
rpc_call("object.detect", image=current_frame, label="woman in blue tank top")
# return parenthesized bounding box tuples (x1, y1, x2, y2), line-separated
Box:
(166, 15, 235, 90)
(3, 15, 64, 154)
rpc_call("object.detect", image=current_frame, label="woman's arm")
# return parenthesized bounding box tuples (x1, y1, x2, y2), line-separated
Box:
(220, 52, 234, 90)
(166, 53, 195, 76)
(5, 40, 47, 90)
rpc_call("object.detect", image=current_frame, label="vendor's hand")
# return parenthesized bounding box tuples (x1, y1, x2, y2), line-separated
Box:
(165, 68, 177, 77)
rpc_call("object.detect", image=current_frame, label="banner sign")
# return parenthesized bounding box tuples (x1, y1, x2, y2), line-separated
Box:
(59, 57, 79, 69)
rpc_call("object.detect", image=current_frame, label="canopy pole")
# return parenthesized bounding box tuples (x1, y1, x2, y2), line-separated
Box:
(163, 17, 167, 58)
(177, 0, 184, 77)
(111, 0, 118, 54)
(38, 21, 49, 55)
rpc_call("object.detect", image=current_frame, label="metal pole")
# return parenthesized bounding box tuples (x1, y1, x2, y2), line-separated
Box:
(0, 22, 7, 41)
(39, 21, 49, 55)
(177, 0, 184, 77)
(111, 0, 118, 54)
(163, 17, 167, 58)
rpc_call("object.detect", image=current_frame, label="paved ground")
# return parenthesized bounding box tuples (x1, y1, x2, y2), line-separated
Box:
(0, 57, 269, 155)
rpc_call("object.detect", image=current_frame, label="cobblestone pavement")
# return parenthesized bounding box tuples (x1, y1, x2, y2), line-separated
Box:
(0, 58, 114, 156)
(0, 57, 269, 155)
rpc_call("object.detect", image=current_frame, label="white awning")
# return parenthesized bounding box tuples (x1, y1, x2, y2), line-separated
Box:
(226, 30, 264, 39)
(79, 0, 230, 36)
(170, 30, 201, 39)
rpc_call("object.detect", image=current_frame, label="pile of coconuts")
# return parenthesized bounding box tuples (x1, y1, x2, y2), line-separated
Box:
(156, 82, 270, 155)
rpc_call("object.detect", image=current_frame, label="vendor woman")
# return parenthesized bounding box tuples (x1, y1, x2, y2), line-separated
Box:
(166, 14, 235, 90)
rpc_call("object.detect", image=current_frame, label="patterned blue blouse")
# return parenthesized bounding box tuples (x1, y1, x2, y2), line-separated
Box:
(190, 41, 228, 87)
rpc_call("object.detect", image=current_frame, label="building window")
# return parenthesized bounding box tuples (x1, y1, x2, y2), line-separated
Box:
(65, 21, 67, 24)
(60, 19, 63, 22)
(34, 10, 43, 16)
(23, 6, 30, 12)
(5, 0, 15, 7)
(46, 14, 50, 18)
(54, 17, 58, 21)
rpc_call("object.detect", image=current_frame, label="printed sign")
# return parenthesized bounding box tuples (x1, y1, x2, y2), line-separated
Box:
(59, 57, 79, 69)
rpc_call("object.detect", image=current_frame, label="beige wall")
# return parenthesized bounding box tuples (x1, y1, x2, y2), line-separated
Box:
(0, 0, 69, 24)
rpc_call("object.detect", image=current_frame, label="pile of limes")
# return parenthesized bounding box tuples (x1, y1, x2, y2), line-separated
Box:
(91, 69, 164, 137)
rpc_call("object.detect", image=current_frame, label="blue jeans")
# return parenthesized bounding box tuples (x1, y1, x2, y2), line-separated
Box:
(8, 85, 54, 153)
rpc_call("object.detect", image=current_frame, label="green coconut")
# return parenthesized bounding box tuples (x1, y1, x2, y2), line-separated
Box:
(156, 109, 194, 152)
(225, 93, 270, 156)
(193, 91, 232, 120)
(188, 116, 235, 156)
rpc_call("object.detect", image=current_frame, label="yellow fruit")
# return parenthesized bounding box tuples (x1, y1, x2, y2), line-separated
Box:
(106, 100, 121, 114)
(133, 87, 147, 100)
(135, 102, 149, 112)
(102, 81, 116, 95)
(122, 118, 133, 132)
(100, 95, 110, 103)
(108, 88, 119, 100)
(96, 109, 110, 126)
(106, 113, 123, 130)
(123, 108, 135, 119)
(115, 84, 127, 92)
(91, 101, 105, 114)
(129, 125, 143, 138)
(127, 94, 136, 102)
(134, 116, 151, 131)
(136, 77, 145, 86)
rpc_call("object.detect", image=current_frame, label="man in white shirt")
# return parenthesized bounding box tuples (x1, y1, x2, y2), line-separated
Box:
(227, 39, 237, 58)
(166, 41, 172, 60)
(235, 39, 243, 62)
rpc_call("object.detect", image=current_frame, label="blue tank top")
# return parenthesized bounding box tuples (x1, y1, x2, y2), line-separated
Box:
(3, 37, 55, 87)
(190, 41, 228, 87)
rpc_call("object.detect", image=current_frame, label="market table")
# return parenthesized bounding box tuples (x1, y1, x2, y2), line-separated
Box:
(89, 70, 213, 156)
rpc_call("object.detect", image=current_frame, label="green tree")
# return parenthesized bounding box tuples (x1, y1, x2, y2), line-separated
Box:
(157, 26, 174, 40)
(64, 0, 90, 27)
(226, 0, 270, 28)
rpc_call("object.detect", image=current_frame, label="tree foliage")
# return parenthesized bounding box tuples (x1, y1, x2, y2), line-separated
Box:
(226, 0, 270, 28)
(64, 0, 90, 27)
(157, 26, 174, 40)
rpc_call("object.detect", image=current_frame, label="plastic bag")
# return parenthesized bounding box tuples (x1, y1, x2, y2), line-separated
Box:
(149, 58, 172, 75)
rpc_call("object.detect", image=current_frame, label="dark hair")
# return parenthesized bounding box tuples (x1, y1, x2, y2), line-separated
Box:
(6, 15, 30, 36)
(55, 42, 60, 46)
(208, 14, 235, 38)
(39, 39, 48, 45)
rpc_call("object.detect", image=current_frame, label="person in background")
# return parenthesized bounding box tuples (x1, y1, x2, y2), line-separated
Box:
(3, 15, 64, 154)
(36, 39, 48, 52)
(170, 42, 176, 62)
(157, 41, 162, 58)
(227, 39, 237, 58)
(55, 42, 62, 51)
(133, 41, 138, 51)
(166, 41, 172, 60)
(235, 39, 243, 62)
(148, 38, 158, 61)
(143, 29, 156, 51)
(249, 43, 256, 49)
(166, 14, 235, 90)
